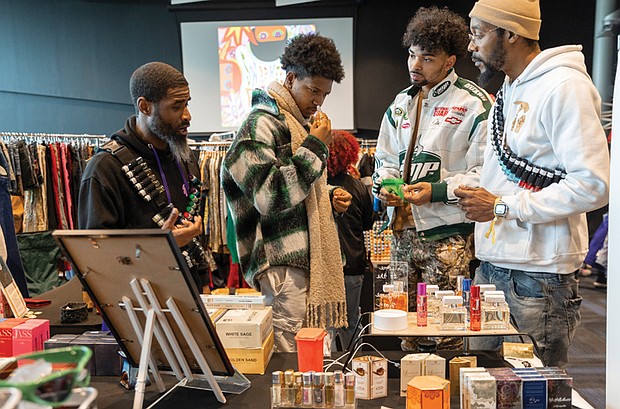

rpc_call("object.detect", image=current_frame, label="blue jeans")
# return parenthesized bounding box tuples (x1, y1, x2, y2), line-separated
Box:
(468, 262, 581, 367)
(333, 274, 364, 351)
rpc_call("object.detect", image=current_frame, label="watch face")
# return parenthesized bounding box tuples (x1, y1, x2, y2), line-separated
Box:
(495, 203, 508, 216)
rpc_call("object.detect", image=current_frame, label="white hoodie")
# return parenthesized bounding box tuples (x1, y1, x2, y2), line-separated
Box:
(476, 45, 610, 273)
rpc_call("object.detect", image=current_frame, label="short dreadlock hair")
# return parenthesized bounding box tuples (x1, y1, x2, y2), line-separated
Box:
(129, 62, 188, 113)
(402, 6, 469, 59)
(280, 33, 345, 83)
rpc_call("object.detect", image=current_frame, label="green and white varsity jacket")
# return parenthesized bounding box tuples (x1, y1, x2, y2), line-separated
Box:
(372, 69, 492, 241)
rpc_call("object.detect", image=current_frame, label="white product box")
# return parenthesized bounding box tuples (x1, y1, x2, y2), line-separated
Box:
(424, 354, 446, 378)
(400, 353, 428, 396)
(215, 307, 273, 348)
(352, 356, 388, 400)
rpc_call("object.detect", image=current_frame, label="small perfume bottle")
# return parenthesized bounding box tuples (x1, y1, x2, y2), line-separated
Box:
(302, 372, 313, 406)
(380, 284, 394, 309)
(429, 290, 455, 324)
(345, 372, 356, 405)
(455, 275, 465, 296)
(294, 371, 303, 405)
(425, 284, 439, 322)
(283, 369, 295, 405)
(324, 372, 335, 407)
(478, 283, 496, 295)
(470, 285, 481, 331)
(271, 371, 283, 406)
(440, 295, 467, 331)
(462, 278, 472, 322)
(391, 279, 408, 311)
(313, 372, 325, 407)
(416, 282, 427, 327)
(334, 370, 345, 407)
(482, 294, 510, 330)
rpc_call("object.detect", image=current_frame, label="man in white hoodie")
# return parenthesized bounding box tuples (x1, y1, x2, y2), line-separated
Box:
(456, 0, 610, 367)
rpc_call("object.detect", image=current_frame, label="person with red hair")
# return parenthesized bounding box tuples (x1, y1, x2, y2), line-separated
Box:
(327, 130, 374, 350)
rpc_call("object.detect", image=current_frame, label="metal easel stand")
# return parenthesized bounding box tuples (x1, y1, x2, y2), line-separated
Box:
(121, 278, 250, 409)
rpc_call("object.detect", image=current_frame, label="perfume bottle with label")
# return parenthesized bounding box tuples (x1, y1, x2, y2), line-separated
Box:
(313, 372, 325, 407)
(482, 294, 510, 330)
(429, 290, 455, 324)
(470, 285, 481, 331)
(440, 295, 467, 331)
(324, 372, 335, 407)
(345, 372, 356, 405)
(302, 372, 313, 406)
(416, 282, 427, 327)
(271, 371, 283, 406)
(462, 278, 472, 322)
(283, 369, 295, 405)
(334, 370, 345, 407)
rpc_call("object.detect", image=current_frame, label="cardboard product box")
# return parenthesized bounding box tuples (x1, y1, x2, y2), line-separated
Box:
(518, 375, 547, 409)
(406, 375, 450, 409)
(400, 353, 429, 396)
(202, 294, 266, 310)
(80, 331, 112, 338)
(502, 342, 534, 359)
(70, 335, 97, 375)
(44, 334, 78, 350)
(0, 319, 27, 357)
(460, 370, 490, 409)
(465, 376, 496, 409)
(224, 330, 273, 375)
(95, 338, 122, 376)
(12, 319, 50, 355)
(492, 372, 522, 409)
(352, 355, 388, 400)
(216, 307, 272, 348)
(424, 354, 445, 378)
(543, 374, 572, 409)
(449, 357, 476, 396)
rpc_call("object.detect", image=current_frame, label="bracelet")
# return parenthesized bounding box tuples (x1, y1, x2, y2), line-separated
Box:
(60, 302, 88, 324)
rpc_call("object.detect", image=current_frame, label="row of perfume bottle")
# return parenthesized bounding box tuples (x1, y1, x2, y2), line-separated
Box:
(271, 370, 356, 408)
(416, 282, 511, 331)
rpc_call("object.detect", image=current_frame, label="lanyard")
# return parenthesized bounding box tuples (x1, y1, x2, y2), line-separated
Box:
(149, 144, 189, 204)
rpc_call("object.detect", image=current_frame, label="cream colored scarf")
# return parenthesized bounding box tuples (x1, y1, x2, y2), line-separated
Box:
(267, 81, 347, 329)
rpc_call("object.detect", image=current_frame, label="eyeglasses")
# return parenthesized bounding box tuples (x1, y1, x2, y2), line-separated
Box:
(468, 27, 500, 44)
(0, 346, 92, 407)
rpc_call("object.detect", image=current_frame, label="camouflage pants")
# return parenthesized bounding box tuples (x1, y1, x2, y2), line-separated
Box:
(391, 229, 474, 351)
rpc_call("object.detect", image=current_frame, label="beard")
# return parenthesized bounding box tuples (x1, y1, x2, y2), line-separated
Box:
(150, 113, 192, 163)
(474, 43, 506, 88)
(410, 73, 428, 88)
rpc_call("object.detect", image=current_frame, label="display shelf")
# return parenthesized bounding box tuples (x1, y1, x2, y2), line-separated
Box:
(369, 312, 520, 337)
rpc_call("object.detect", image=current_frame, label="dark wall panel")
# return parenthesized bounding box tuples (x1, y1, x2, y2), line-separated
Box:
(0, 0, 598, 135)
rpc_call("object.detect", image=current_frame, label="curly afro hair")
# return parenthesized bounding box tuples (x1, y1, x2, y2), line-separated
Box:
(130, 62, 188, 113)
(402, 6, 469, 59)
(280, 33, 345, 83)
(327, 130, 359, 178)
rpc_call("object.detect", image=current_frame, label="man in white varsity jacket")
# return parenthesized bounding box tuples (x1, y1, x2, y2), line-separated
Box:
(372, 6, 492, 335)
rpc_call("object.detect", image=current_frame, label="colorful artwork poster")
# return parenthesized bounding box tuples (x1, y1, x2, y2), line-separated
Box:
(218, 24, 316, 127)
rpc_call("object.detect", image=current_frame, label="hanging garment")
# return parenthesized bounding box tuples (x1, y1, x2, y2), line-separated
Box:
(0, 148, 30, 298)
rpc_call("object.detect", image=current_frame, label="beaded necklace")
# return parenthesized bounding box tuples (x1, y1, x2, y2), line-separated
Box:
(490, 88, 566, 191)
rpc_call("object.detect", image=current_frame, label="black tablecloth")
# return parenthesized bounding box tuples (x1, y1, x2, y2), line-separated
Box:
(88, 350, 508, 409)
(33, 276, 103, 334)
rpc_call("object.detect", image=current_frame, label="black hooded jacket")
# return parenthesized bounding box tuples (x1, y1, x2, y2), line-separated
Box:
(78, 116, 200, 231)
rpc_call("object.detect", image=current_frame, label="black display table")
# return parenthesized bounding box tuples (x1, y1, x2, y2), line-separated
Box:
(33, 276, 103, 334)
(86, 350, 507, 409)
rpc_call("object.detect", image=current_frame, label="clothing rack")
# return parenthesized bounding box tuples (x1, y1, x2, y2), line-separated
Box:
(0, 132, 106, 147)
(189, 140, 231, 151)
